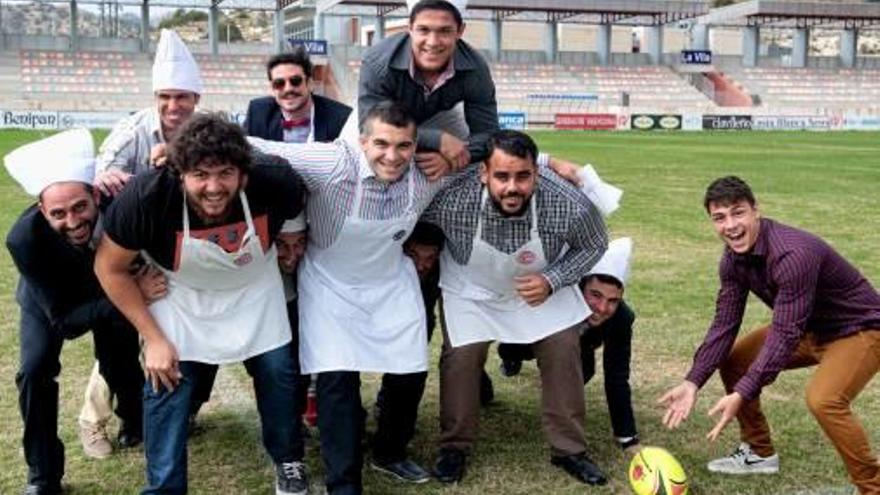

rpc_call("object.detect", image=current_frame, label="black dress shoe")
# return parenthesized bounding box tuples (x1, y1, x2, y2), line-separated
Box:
(371, 458, 431, 483)
(433, 448, 467, 483)
(117, 423, 143, 448)
(551, 453, 608, 486)
(479, 371, 494, 407)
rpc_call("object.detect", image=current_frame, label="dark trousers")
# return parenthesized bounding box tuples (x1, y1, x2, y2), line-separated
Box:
(143, 344, 304, 494)
(16, 304, 143, 488)
(316, 371, 364, 495)
(373, 372, 428, 463)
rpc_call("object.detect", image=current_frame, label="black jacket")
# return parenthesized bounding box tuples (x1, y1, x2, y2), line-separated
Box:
(7, 206, 120, 338)
(244, 94, 352, 143)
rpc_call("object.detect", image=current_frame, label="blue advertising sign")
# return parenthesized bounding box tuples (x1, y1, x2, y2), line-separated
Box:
(498, 112, 526, 130)
(287, 39, 328, 56)
(680, 50, 712, 64)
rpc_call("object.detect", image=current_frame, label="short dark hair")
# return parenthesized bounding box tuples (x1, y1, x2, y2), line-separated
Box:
(703, 176, 756, 213)
(487, 130, 538, 166)
(580, 273, 624, 291)
(361, 100, 417, 137)
(409, 0, 463, 28)
(405, 222, 444, 249)
(266, 45, 313, 80)
(167, 113, 252, 175)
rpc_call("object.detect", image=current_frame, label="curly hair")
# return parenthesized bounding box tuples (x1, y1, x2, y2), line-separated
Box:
(167, 113, 252, 175)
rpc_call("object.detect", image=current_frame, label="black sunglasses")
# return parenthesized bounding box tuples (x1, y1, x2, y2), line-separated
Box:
(271, 75, 306, 90)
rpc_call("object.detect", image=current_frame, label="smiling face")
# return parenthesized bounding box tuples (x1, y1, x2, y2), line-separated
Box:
(269, 62, 312, 115)
(359, 120, 417, 183)
(582, 277, 623, 327)
(480, 148, 537, 216)
(39, 182, 100, 247)
(276, 231, 307, 274)
(708, 199, 761, 254)
(180, 159, 247, 225)
(156, 89, 199, 138)
(409, 8, 464, 77)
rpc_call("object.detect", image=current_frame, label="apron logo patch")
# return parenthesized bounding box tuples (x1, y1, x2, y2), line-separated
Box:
(517, 250, 537, 265)
(233, 253, 253, 266)
(392, 229, 407, 241)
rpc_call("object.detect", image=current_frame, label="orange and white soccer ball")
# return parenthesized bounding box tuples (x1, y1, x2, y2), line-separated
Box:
(628, 446, 689, 495)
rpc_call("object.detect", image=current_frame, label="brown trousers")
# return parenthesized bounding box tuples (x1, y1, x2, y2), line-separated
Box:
(439, 312, 587, 457)
(720, 325, 880, 494)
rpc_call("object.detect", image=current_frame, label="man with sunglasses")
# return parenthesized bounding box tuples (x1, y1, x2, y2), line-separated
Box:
(245, 46, 351, 144)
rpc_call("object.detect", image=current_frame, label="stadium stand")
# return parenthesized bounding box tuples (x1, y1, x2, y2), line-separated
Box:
(492, 62, 714, 122)
(7, 50, 278, 113)
(721, 66, 880, 113)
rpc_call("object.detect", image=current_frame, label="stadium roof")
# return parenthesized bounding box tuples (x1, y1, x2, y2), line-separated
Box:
(700, 0, 880, 29)
(10, 0, 280, 11)
(315, 0, 709, 26)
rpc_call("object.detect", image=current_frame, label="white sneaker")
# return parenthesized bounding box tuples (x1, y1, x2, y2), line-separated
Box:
(707, 443, 779, 474)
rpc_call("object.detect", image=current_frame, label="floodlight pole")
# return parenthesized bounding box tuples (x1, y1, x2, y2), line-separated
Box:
(792, 27, 808, 68)
(208, 4, 219, 55)
(141, 0, 150, 54)
(742, 25, 759, 67)
(840, 28, 858, 68)
(70, 0, 79, 51)
(596, 22, 611, 66)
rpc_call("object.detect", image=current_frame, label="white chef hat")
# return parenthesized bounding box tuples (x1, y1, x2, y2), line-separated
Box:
(152, 29, 203, 94)
(4, 128, 96, 196)
(281, 211, 307, 233)
(588, 237, 633, 286)
(578, 164, 623, 217)
(407, 0, 468, 16)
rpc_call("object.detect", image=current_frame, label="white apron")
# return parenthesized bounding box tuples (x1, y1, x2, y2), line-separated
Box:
(145, 191, 291, 364)
(439, 189, 590, 348)
(297, 168, 427, 374)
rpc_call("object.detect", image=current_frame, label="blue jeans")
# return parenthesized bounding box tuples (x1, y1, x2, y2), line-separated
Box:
(142, 344, 303, 494)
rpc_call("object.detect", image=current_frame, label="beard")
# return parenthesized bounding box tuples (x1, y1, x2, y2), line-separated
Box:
(490, 191, 530, 217)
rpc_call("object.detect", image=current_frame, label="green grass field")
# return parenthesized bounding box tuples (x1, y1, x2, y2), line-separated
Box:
(0, 129, 878, 495)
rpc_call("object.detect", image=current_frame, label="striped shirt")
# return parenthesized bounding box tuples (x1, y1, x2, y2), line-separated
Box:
(686, 218, 880, 401)
(248, 137, 449, 249)
(96, 107, 165, 175)
(420, 166, 608, 292)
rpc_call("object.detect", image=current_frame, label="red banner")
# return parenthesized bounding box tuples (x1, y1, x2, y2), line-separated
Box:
(554, 113, 618, 130)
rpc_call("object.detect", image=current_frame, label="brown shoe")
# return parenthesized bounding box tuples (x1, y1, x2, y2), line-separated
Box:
(78, 421, 112, 459)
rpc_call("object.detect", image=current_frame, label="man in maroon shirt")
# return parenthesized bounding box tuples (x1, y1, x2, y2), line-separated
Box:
(659, 176, 880, 494)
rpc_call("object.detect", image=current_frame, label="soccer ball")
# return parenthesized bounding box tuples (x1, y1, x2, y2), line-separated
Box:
(628, 446, 689, 495)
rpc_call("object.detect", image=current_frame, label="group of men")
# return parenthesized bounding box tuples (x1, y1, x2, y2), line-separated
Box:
(4, 1, 879, 495)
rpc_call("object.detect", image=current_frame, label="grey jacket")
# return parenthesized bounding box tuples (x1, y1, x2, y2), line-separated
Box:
(358, 32, 498, 163)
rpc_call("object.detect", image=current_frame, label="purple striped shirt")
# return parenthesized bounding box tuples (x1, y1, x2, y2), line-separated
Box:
(686, 218, 880, 401)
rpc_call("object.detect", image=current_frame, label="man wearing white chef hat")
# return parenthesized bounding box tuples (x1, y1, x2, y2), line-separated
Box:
(93, 29, 203, 196)
(498, 238, 643, 455)
(4, 129, 146, 495)
(419, 129, 609, 485)
(81, 29, 212, 458)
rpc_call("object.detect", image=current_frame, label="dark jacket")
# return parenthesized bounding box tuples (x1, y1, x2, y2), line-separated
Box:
(358, 32, 498, 163)
(244, 94, 352, 143)
(7, 206, 120, 338)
